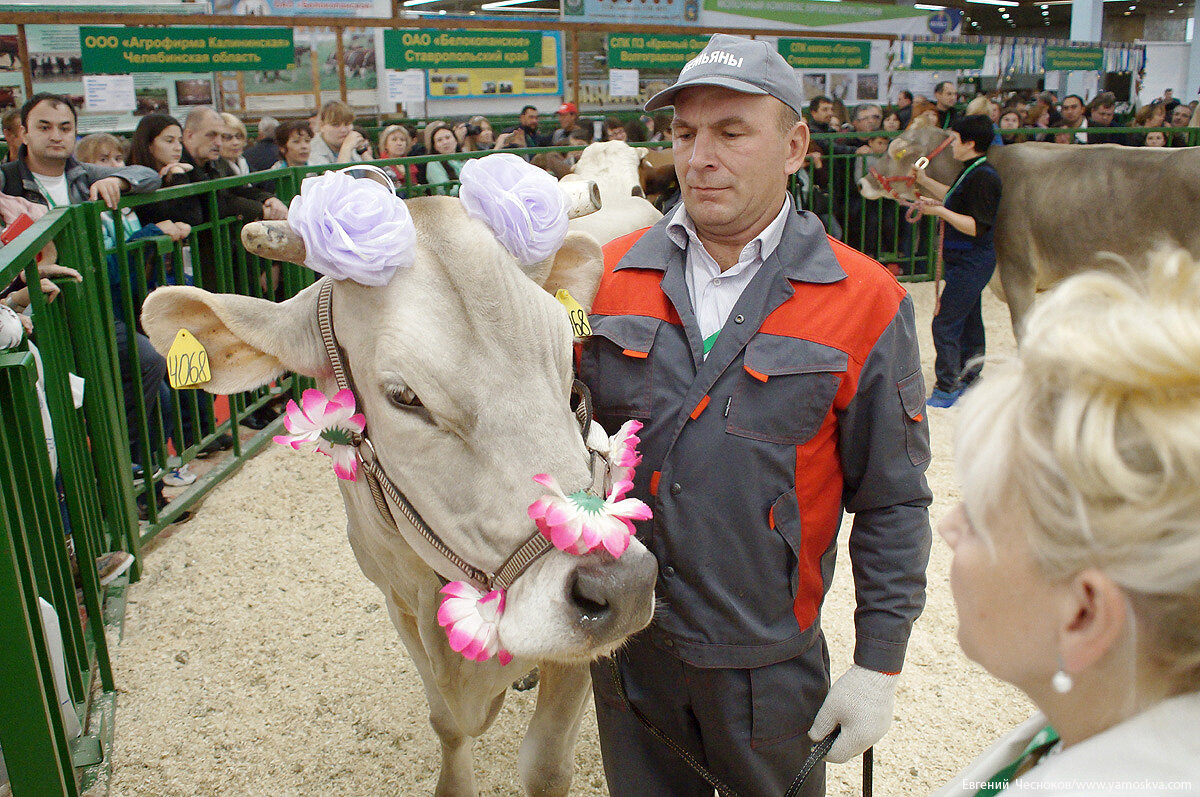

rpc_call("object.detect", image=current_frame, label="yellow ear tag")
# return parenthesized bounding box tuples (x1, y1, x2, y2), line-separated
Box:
(166, 329, 211, 389)
(554, 289, 592, 338)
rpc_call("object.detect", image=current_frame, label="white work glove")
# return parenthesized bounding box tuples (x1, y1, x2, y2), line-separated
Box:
(808, 665, 898, 764)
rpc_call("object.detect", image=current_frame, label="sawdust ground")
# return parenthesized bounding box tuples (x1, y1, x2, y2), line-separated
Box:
(109, 280, 1034, 796)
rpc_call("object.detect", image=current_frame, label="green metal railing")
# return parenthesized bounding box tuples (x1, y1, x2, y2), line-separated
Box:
(0, 206, 130, 797)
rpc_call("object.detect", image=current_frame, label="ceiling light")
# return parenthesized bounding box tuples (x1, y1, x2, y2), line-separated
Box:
(966, 0, 1018, 7)
(401, 0, 442, 6)
(914, 3, 947, 9)
(479, 0, 559, 8)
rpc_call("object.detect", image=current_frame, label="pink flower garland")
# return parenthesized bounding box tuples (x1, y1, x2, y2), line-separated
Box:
(273, 388, 366, 481)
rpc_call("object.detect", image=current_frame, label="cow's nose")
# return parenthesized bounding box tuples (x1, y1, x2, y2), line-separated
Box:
(568, 546, 657, 638)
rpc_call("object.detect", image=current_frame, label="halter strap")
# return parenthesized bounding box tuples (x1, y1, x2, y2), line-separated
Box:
(315, 278, 556, 591)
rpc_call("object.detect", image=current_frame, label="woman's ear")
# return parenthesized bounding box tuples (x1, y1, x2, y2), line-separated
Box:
(1058, 569, 1129, 676)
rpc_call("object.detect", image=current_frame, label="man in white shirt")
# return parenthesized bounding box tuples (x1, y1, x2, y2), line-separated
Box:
(0, 93, 159, 209)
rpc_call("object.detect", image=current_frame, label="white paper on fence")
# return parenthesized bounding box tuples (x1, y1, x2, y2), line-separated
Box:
(83, 75, 136, 113)
(38, 598, 83, 739)
(609, 69, 640, 98)
(386, 69, 426, 104)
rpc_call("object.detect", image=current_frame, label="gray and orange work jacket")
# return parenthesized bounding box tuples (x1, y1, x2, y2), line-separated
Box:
(579, 210, 933, 674)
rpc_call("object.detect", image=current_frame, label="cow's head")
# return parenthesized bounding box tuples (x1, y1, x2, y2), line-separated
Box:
(141, 174, 656, 665)
(563, 140, 648, 203)
(858, 126, 960, 202)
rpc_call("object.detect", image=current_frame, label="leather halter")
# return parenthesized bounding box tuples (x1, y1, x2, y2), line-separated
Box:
(868, 131, 954, 201)
(316, 277, 576, 592)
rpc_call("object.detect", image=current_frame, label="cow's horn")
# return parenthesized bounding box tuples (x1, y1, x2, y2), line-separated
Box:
(241, 220, 307, 265)
(562, 180, 601, 219)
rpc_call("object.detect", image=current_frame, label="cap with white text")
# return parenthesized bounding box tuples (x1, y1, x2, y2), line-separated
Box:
(644, 33, 804, 117)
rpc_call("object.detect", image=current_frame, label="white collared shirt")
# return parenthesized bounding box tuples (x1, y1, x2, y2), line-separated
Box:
(667, 195, 791, 354)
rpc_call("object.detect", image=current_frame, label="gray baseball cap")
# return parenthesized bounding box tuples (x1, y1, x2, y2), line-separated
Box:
(644, 33, 804, 117)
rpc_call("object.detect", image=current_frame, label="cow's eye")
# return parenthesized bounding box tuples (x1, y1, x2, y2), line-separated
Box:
(386, 385, 423, 409)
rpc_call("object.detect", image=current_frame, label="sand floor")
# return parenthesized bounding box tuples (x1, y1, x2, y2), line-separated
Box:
(108, 280, 1035, 796)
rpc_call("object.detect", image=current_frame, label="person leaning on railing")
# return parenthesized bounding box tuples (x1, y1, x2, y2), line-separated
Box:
(377, 123, 418, 194)
(307, 100, 367, 166)
(933, 252, 1200, 796)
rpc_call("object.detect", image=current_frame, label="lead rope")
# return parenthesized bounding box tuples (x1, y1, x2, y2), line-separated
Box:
(315, 278, 556, 591)
(607, 655, 864, 797)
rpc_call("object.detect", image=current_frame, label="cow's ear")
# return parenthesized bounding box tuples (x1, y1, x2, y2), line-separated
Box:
(540, 231, 604, 313)
(141, 281, 331, 395)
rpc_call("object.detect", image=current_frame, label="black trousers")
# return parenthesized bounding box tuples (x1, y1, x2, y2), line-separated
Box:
(592, 630, 830, 797)
(932, 246, 996, 393)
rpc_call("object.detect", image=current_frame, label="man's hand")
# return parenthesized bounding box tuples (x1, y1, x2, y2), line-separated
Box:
(89, 176, 130, 209)
(915, 196, 944, 218)
(262, 197, 288, 220)
(808, 665, 898, 764)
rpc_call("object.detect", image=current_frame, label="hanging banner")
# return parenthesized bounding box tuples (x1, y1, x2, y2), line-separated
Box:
(425, 32, 561, 99)
(383, 30, 540, 71)
(703, 0, 929, 32)
(910, 41, 985, 70)
(1044, 46, 1103, 71)
(778, 38, 871, 69)
(606, 33, 711, 71)
(79, 26, 294, 73)
(563, 0, 697, 24)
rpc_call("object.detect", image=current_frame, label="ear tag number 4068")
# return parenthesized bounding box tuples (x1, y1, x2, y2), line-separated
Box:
(167, 328, 211, 389)
(554, 289, 591, 339)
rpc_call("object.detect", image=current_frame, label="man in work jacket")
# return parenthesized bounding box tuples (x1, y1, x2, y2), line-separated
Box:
(580, 34, 932, 796)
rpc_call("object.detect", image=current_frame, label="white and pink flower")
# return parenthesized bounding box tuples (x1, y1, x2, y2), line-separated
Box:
(437, 582, 512, 665)
(273, 388, 366, 481)
(527, 474, 652, 559)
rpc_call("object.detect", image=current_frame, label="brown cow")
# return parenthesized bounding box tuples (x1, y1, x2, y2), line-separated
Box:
(859, 126, 1200, 337)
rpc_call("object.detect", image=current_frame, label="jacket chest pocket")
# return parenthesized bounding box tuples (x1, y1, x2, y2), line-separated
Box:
(727, 335, 848, 446)
(580, 314, 661, 421)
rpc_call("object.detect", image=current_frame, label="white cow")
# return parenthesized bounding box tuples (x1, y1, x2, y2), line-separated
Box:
(140, 194, 657, 796)
(562, 141, 663, 246)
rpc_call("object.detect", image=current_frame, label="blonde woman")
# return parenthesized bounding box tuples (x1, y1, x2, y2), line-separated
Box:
(219, 112, 249, 175)
(937, 251, 1200, 794)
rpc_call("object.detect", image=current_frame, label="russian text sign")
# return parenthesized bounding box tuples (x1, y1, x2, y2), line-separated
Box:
(910, 42, 985, 70)
(1043, 46, 1103, 71)
(778, 38, 870, 69)
(383, 30, 540, 70)
(80, 27, 294, 74)
(606, 34, 710, 71)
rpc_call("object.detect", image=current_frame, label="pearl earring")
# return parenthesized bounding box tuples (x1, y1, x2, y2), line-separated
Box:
(1052, 660, 1073, 694)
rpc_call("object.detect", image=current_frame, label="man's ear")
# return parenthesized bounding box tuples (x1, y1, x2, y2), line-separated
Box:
(540, 231, 604, 313)
(140, 280, 332, 395)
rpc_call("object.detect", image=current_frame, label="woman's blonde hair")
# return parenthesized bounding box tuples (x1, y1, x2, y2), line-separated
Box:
(220, 112, 247, 138)
(956, 249, 1200, 694)
(75, 132, 124, 164)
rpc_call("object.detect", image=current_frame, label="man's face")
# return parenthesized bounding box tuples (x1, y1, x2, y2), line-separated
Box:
(811, 101, 833, 125)
(1164, 89, 1173, 100)
(1172, 105, 1192, 127)
(935, 83, 957, 110)
(853, 107, 882, 133)
(520, 109, 539, 130)
(671, 86, 807, 244)
(183, 111, 223, 162)
(1061, 97, 1084, 124)
(1090, 104, 1115, 126)
(23, 101, 76, 164)
(558, 111, 577, 131)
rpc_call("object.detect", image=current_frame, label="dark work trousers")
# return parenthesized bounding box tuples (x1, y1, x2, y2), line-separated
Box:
(932, 245, 996, 393)
(592, 630, 830, 797)
(113, 318, 167, 469)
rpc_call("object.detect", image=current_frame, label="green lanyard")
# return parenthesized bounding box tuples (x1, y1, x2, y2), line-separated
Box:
(31, 174, 61, 209)
(974, 725, 1059, 796)
(945, 156, 987, 203)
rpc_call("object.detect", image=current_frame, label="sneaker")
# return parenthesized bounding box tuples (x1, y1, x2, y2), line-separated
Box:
(196, 433, 234, 459)
(162, 464, 197, 487)
(927, 388, 963, 409)
(131, 463, 164, 486)
(96, 551, 135, 586)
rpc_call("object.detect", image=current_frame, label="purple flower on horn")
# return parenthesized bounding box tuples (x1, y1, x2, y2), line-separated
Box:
(287, 170, 417, 286)
(459, 153, 569, 265)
